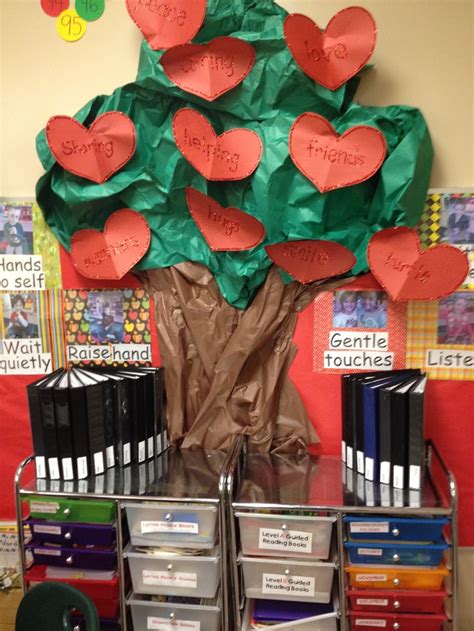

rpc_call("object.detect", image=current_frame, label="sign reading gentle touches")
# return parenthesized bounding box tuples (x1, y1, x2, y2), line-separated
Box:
(173, 108, 263, 181)
(368, 227, 469, 301)
(125, 0, 207, 50)
(70, 209, 151, 280)
(265, 239, 356, 284)
(46, 112, 136, 184)
(161, 37, 256, 101)
(289, 113, 387, 193)
(186, 188, 265, 251)
(284, 7, 377, 90)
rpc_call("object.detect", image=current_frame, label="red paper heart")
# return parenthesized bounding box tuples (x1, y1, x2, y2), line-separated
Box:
(289, 113, 386, 193)
(71, 209, 151, 280)
(186, 187, 265, 251)
(266, 240, 356, 284)
(368, 227, 469, 301)
(125, 0, 206, 50)
(46, 113, 136, 184)
(173, 108, 263, 181)
(161, 36, 255, 101)
(284, 8, 377, 90)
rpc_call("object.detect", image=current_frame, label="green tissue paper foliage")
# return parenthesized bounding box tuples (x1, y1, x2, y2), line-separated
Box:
(36, 0, 433, 309)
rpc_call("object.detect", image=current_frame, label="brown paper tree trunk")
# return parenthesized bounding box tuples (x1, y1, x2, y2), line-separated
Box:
(141, 262, 347, 452)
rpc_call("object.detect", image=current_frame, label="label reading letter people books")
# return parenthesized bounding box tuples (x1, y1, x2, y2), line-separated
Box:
(148, 618, 200, 631)
(141, 518, 199, 535)
(262, 573, 315, 597)
(142, 570, 197, 589)
(258, 528, 313, 554)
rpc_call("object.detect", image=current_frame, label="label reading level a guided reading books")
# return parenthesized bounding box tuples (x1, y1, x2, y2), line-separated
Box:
(258, 528, 312, 553)
(262, 573, 315, 597)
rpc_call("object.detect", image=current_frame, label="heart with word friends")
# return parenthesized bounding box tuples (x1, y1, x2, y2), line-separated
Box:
(71, 209, 151, 280)
(266, 239, 356, 284)
(126, 0, 206, 49)
(186, 187, 265, 251)
(46, 112, 136, 184)
(173, 108, 263, 180)
(284, 7, 377, 90)
(289, 113, 386, 193)
(161, 36, 255, 101)
(368, 227, 469, 301)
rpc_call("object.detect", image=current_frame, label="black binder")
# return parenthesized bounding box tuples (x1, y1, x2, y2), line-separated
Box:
(116, 371, 147, 463)
(66, 371, 91, 480)
(140, 367, 166, 455)
(408, 374, 428, 490)
(390, 376, 420, 490)
(99, 371, 131, 468)
(53, 372, 75, 480)
(39, 371, 64, 480)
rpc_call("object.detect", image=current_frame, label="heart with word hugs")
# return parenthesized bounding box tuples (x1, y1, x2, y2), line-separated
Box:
(266, 239, 356, 284)
(368, 227, 469, 301)
(290, 113, 387, 193)
(161, 36, 256, 101)
(71, 209, 151, 280)
(284, 7, 377, 91)
(46, 112, 136, 184)
(186, 187, 265, 251)
(126, 0, 207, 50)
(173, 108, 263, 180)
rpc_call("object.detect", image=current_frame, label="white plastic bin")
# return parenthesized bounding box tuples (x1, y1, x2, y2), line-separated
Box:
(128, 593, 221, 631)
(241, 599, 338, 631)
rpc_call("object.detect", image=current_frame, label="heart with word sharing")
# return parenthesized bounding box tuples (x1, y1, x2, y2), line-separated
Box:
(161, 36, 256, 101)
(71, 209, 151, 280)
(173, 108, 263, 181)
(289, 113, 386, 193)
(368, 227, 469, 301)
(284, 7, 377, 91)
(126, 0, 207, 50)
(266, 240, 356, 284)
(46, 112, 136, 184)
(186, 188, 265, 251)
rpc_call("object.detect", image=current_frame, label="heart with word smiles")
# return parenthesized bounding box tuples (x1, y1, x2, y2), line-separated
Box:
(289, 113, 387, 193)
(368, 227, 469, 301)
(186, 187, 265, 251)
(266, 239, 356, 284)
(284, 7, 377, 90)
(173, 108, 263, 181)
(71, 209, 151, 280)
(46, 112, 136, 184)
(125, 0, 206, 50)
(161, 36, 255, 101)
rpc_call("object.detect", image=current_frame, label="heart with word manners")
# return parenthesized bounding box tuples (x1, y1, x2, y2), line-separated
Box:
(173, 108, 263, 180)
(46, 112, 136, 184)
(186, 187, 265, 251)
(368, 227, 469, 301)
(289, 113, 386, 193)
(161, 36, 256, 101)
(284, 7, 377, 90)
(125, 0, 206, 50)
(266, 239, 356, 284)
(71, 209, 151, 280)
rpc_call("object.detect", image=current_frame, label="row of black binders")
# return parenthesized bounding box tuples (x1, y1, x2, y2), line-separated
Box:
(341, 369, 427, 490)
(27, 366, 167, 481)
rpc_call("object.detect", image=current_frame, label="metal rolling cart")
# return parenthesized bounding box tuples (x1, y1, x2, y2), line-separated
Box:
(227, 441, 458, 631)
(15, 446, 240, 631)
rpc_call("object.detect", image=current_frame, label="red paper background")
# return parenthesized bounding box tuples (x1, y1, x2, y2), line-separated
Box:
(0, 255, 472, 547)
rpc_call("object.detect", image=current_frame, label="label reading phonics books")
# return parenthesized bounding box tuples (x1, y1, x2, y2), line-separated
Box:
(141, 520, 199, 535)
(258, 528, 313, 554)
(355, 574, 388, 582)
(356, 599, 389, 607)
(355, 620, 387, 628)
(30, 501, 59, 514)
(262, 573, 315, 597)
(350, 522, 389, 534)
(33, 524, 61, 536)
(142, 570, 197, 589)
(148, 618, 200, 630)
(357, 548, 383, 556)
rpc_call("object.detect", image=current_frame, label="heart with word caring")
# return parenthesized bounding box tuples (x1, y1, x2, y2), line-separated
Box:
(186, 188, 265, 251)
(46, 112, 136, 184)
(173, 108, 263, 180)
(161, 36, 255, 101)
(266, 239, 356, 284)
(368, 227, 469, 301)
(125, 0, 206, 49)
(284, 7, 377, 90)
(71, 209, 151, 280)
(289, 113, 386, 193)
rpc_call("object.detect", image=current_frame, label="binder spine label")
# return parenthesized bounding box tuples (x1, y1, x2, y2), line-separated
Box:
(106, 446, 115, 469)
(148, 437, 154, 459)
(346, 446, 354, 469)
(93, 452, 105, 475)
(48, 458, 60, 480)
(77, 457, 88, 479)
(350, 522, 389, 534)
(409, 465, 421, 489)
(357, 450, 365, 474)
(35, 457, 46, 479)
(365, 457, 374, 481)
(342, 440, 346, 462)
(123, 443, 131, 465)
(393, 465, 404, 489)
(380, 461, 390, 485)
(138, 440, 146, 463)
(61, 458, 74, 481)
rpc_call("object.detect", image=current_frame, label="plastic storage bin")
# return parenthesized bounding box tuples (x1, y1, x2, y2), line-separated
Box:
(241, 599, 337, 631)
(26, 520, 116, 547)
(346, 589, 447, 614)
(236, 512, 335, 560)
(27, 544, 116, 571)
(344, 517, 449, 542)
(125, 544, 220, 598)
(26, 496, 115, 524)
(345, 563, 449, 591)
(128, 593, 221, 631)
(123, 502, 218, 549)
(240, 555, 336, 603)
(348, 611, 446, 631)
(344, 540, 448, 566)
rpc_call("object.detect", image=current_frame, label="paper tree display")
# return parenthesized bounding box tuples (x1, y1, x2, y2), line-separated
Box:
(36, 0, 433, 451)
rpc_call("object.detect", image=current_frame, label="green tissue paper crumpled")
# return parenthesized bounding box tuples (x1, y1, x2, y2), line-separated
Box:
(36, 0, 433, 309)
